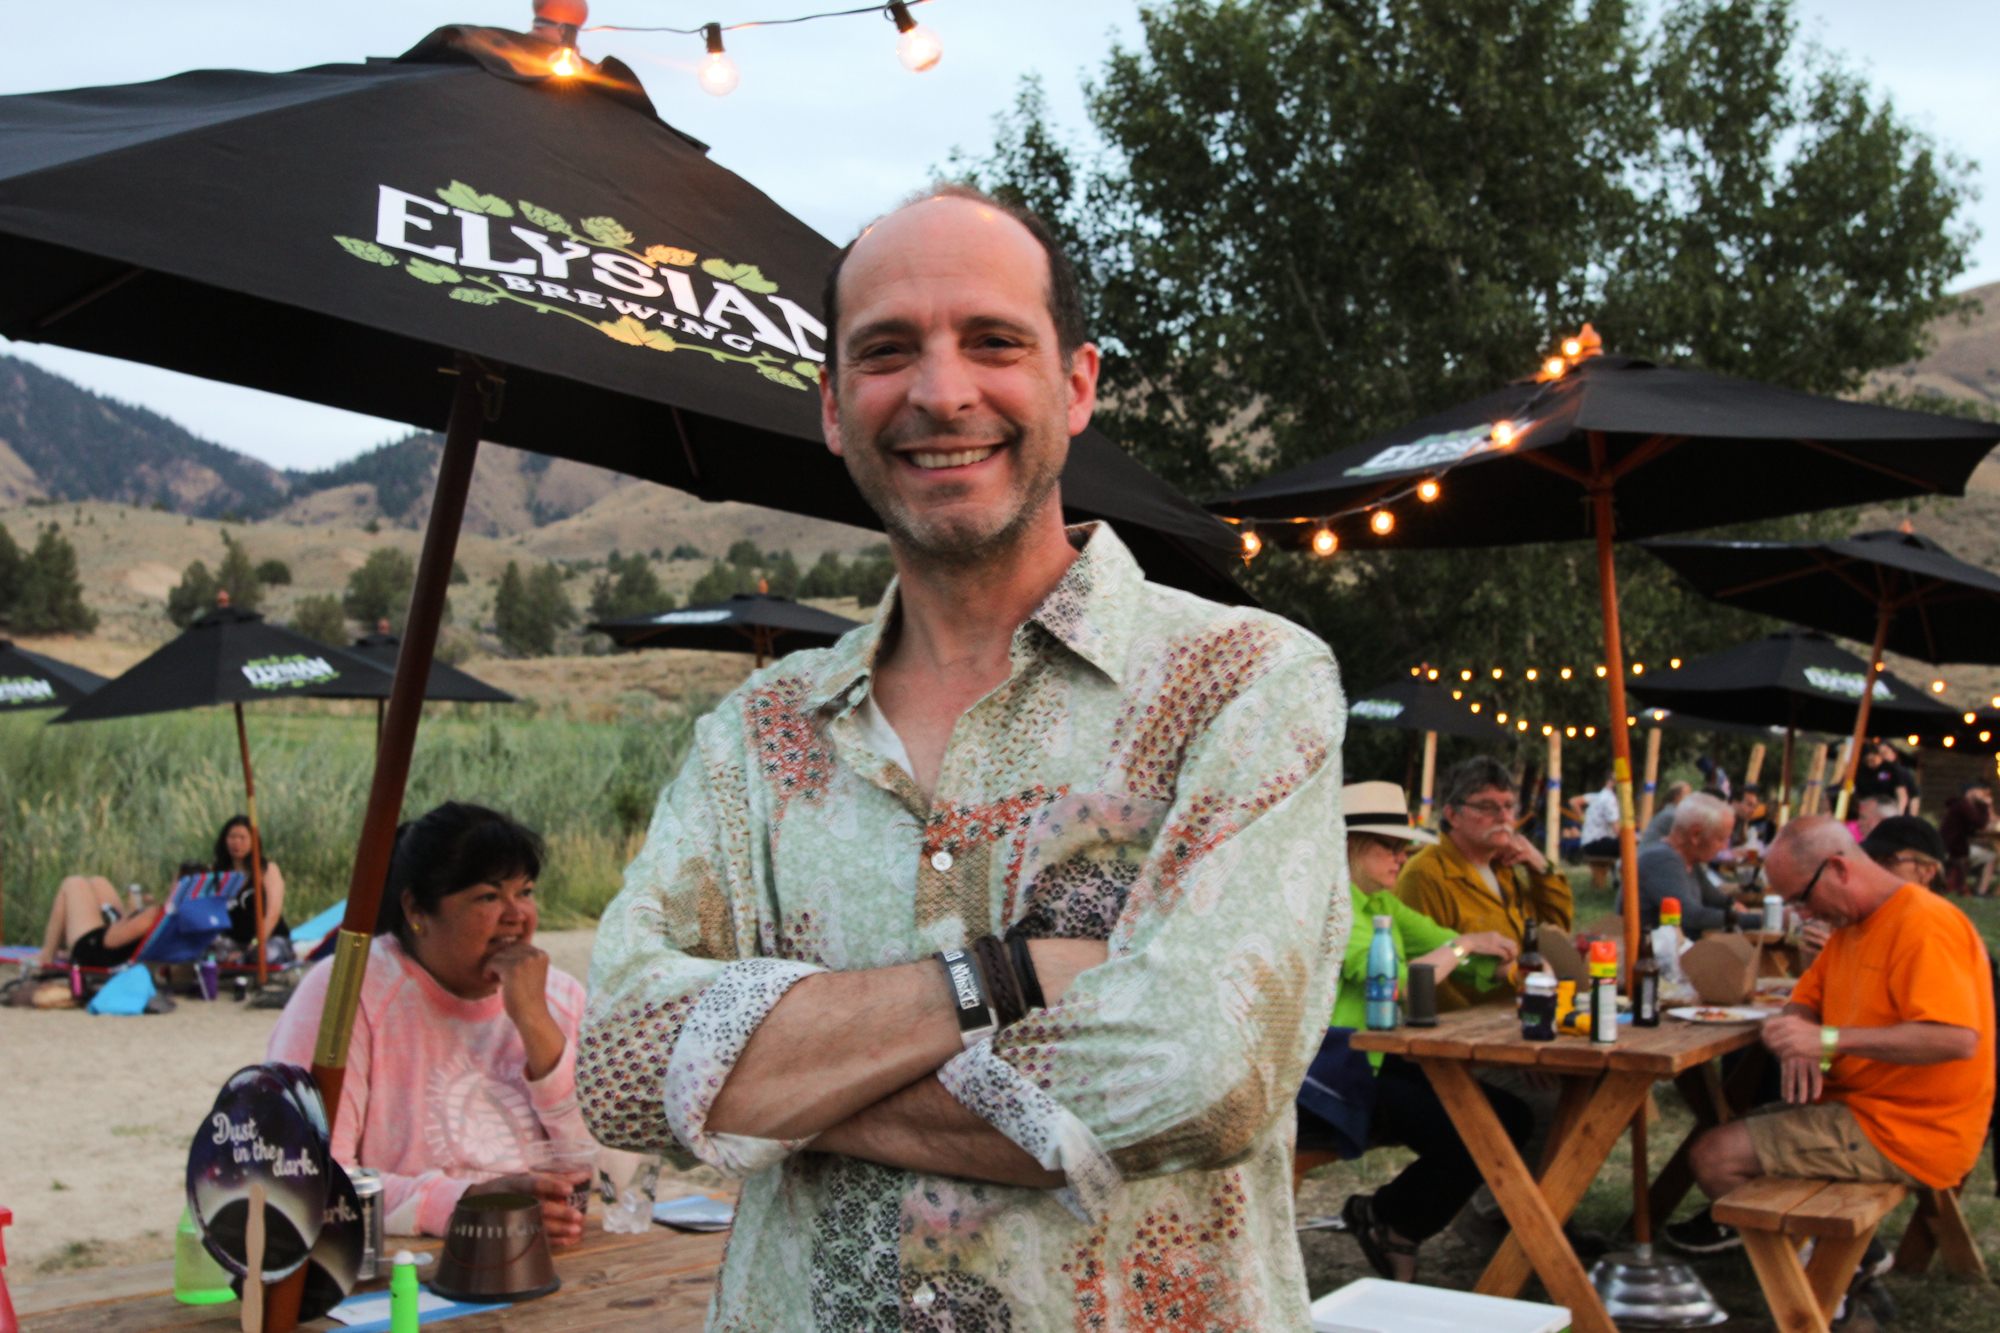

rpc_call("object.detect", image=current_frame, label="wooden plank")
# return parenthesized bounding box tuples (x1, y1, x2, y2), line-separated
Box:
(1713, 1177, 1830, 1232)
(1803, 1231, 1873, 1321)
(14, 1259, 176, 1316)
(1467, 1069, 1652, 1301)
(1782, 1182, 1908, 1239)
(1421, 1059, 1618, 1333)
(1895, 1190, 1941, 1274)
(1537, 1077, 1596, 1178)
(1920, 1185, 1989, 1277)
(1740, 1230, 1831, 1333)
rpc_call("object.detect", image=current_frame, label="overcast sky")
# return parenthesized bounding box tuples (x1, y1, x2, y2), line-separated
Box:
(3, 0, 1994, 473)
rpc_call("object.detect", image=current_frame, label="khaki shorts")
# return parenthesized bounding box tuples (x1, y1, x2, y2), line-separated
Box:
(1743, 1101, 1919, 1186)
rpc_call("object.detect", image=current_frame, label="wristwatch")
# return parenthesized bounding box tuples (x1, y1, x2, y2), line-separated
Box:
(1449, 940, 1469, 964)
(936, 947, 997, 1049)
(1819, 1025, 1840, 1073)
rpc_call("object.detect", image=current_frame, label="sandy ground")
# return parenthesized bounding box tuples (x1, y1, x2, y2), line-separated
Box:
(0, 928, 613, 1277)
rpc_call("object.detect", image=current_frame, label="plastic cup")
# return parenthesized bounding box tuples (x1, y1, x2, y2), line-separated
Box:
(523, 1140, 597, 1218)
(196, 959, 219, 1001)
(596, 1151, 662, 1234)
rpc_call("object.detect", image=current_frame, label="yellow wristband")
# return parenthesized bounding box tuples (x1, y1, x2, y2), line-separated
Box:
(1819, 1026, 1839, 1073)
(1450, 941, 1468, 964)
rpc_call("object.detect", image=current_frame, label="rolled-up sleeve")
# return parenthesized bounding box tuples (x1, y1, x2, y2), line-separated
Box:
(938, 645, 1348, 1219)
(579, 710, 824, 1175)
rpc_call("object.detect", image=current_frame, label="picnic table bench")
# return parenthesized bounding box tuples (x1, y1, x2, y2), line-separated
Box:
(1713, 1176, 1907, 1333)
(14, 1214, 726, 1331)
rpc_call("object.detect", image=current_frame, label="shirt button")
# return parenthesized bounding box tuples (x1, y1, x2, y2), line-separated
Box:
(912, 1283, 937, 1309)
(930, 850, 954, 872)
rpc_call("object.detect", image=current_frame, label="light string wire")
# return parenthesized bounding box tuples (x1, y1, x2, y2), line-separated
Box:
(584, 0, 931, 38)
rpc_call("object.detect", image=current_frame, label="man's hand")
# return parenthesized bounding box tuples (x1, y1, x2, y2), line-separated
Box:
(1761, 1012, 1825, 1064)
(1778, 1054, 1823, 1105)
(1493, 832, 1549, 875)
(1027, 938, 1110, 1005)
(1457, 931, 1519, 963)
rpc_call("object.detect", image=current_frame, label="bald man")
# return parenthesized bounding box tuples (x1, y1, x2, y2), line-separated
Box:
(581, 185, 1347, 1327)
(1667, 816, 1993, 1269)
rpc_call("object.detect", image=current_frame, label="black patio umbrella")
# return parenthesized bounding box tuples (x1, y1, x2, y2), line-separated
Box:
(351, 627, 513, 703)
(0, 640, 107, 942)
(1346, 675, 1512, 827)
(591, 593, 861, 667)
(1641, 528, 2000, 815)
(0, 21, 1243, 1233)
(1631, 629, 1957, 820)
(55, 602, 400, 983)
(1214, 340, 1998, 995)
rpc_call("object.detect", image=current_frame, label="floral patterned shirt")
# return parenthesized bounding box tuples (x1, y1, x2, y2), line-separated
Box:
(581, 524, 1349, 1331)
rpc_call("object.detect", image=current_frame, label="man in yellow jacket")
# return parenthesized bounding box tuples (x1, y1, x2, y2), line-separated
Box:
(1396, 756, 1574, 1012)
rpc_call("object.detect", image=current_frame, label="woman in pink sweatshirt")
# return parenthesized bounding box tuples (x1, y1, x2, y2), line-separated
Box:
(268, 803, 592, 1243)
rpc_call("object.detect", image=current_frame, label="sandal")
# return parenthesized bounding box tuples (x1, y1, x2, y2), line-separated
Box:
(1341, 1192, 1420, 1282)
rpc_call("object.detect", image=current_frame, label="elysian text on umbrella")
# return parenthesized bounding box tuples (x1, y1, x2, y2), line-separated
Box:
(1346, 674, 1508, 827)
(1214, 328, 1997, 994)
(1643, 527, 2000, 820)
(590, 591, 861, 668)
(0, 640, 106, 946)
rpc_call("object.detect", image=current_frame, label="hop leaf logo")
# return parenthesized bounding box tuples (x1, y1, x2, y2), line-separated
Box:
(333, 236, 398, 266)
(435, 181, 514, 217)
(700, 259, 779, 294)
(643, 245, 697, 268)
(596, 315, 679, 352)
(405, 258, 465, 285)
(581, 216, 637, 248)
(757, 366, 810, 391)
(449, 287, 503, 305)
(518, 201, 574, 235)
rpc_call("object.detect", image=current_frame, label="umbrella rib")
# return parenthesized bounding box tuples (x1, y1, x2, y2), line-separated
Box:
(671, 407, 703, 485)
(1516, 449, 1591, 486)
(1602, 434, 1684, 485)
(1792, 438, 1950, 492)
(20, 264, 146, 336)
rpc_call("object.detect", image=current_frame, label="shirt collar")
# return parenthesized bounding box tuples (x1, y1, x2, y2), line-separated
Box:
(803, 522, 1143, 715)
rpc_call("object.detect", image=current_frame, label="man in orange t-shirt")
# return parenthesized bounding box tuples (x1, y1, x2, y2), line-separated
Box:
(1668, 816, 1994, 1259)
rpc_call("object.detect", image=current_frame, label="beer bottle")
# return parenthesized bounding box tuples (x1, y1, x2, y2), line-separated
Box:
(1633, 928, 1661, 1027)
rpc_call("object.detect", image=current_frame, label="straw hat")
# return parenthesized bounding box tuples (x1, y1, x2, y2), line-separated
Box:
(1342, 781, 1437, 844)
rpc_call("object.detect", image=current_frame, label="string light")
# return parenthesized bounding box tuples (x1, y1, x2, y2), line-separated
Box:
(1543, 356, 1567, 379)
(697, 23, 740, 95)
(1490, 420, 1518, 448)
(1497, 711, 1509, 724)
(1517, 719, 1530, 731)
(1967, 712, 1979, 725)
(1311, 526, 1338, 556)
(1369, 509, 1396, 536)
(1469, 702, 1482, 713)
(1907, 734, 1920, 746)
(1565, 726, 1577, 738)
(1631, 662, 1645, 675)
(1542, 724, 1554, 736)
(1239, 529, 1262, 561)
(1992, 695, 2000, 709)
(1417, 477, 1442, 503)
(1491, 667, 1504, 679)
(1930, 678, 1948, 695)
(1561, 337, 1583, 358)
(1651, 709, 1667, 721)
(1584, 726, 1597, 738)
(1461, 669, 1474, 682)
(1451, 689, 1464, 700)
(1982, 731, 1993, 743)
(1425, 667, 1439, 681)
(1560, 667, 1573, 680)
(1594, 665, 1609, 678)
(886, 1, 943, 71)
(1943, 735, 1957, 748)
(1525, 668, 1539, 681)
(1670, 657, 1682, 669)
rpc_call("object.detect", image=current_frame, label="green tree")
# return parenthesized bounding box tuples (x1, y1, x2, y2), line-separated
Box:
(764, 549, 802, 599)
(687, 559, 754, 605)
(725, 538, 764, 569)
(166, 559, 219, 627)
(960, 0, 1975, 775)
(255, 559, 292, 586)
(800, 550, 847, 598)
(214, 532, 262, 613)
(587, 553, 670, 623)
(290, 594, 348, 646)
(493, 561, 529, 651)
(495, 561, 575, 655)
(343, 548, 417, 631)
(844, 552, 895, 607)
(0, 522, 23, 620)
(12, 525, 98, 634)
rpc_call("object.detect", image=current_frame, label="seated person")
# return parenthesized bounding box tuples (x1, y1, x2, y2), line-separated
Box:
(34, 876, 164, 972)
(1940, 780, 1995, 895)
(211, 815, 293, 964)
(1860, 815, 1945, 891)
(1396, 756, 1572, 1012)
(1305, 783, 1527, 1282)
(1637, 794, 1741, 937)
(1640, 781, 1695, 847)
(1847, 792, 1897, 844)
(1569, 773, 1621, 887)
(1726, 784, 1774, 858)
(1667, 818, 1993, 1278)
(268, 802, 591, 1245)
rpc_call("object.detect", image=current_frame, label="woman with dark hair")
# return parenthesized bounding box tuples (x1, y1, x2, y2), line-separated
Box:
(211, 814, 291, 961)
(267, 802, 592, 1244)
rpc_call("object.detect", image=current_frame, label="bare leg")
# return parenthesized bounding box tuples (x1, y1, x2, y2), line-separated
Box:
(1690, 1121, 1762, 1201)
(38, 877, 122, 968)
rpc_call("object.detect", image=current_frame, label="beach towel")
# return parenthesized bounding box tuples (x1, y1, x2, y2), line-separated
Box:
(86, 964, 155, 1016)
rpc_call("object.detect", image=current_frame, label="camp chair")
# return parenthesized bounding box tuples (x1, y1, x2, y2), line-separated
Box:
(290, 900, 347, 963)
(63, 870, 241, 997)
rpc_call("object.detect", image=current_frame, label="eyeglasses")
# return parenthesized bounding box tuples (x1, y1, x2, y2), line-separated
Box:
(1458, 799, 1518, 819)
(1792, 856, 1836, 912)
(1887, 853, 1940, 881)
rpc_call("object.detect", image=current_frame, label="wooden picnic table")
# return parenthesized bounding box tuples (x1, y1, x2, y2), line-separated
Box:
(1353, 1006, 1765, 1333)
(14, 1215, 727, 1331)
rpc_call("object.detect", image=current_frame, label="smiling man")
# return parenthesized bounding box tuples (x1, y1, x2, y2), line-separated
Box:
(581, 186, 1347, 1328)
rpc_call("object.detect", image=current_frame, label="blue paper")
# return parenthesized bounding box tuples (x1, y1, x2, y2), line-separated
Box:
(325, 1285, 504, 1331)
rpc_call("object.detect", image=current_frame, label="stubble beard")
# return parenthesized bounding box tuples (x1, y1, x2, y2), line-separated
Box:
(844, 416, 1066, 572)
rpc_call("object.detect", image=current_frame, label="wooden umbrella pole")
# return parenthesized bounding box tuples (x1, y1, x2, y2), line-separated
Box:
(1777, 726, 1797, 827)
(1745, 742, 1766, 787)
(234, 702, 268, 988)
(1801, 742, 1829, 815)
(1419, 730, 1438, 827)
(1588, 470, 1642, 996)
(1544, 728, 1562, 866)
(1637, 726, 1663, 828)
(1834, 603, 1892, 822)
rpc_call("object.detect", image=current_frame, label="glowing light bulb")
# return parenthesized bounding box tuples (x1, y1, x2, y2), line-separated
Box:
(1981, 731, 1992, 743)
(1491, 667, 1504, 679)
(1461, 669, 1473, 682)
(1561, 337, 1583, 358)
(1594, 665, 1608, 678)
(1907, 734, 1920, 746)
(1653, 710, 1666, 722)
(1944, 735, 1957, 748)
(1565, 726, 1577, 738)
(1416, 477, 1441, 502)
(1239, 529, 1262, 560)
(1966, 712, 1978, 725)
(1311, 526, 1338, 556)
(887, 2, 943, 71)
(1670, 657, 1683, 669)
(549, 45, 581, 76)
(1584, 726, 1597, 738)
(1559, 667, 1573, 680)
(1992, 695, 2000, 709)
(1631, 662, 1644, 675)
(1930, 679, 1947, 694)
(1542, 724, 1554, 736)
(1490, 421, 1517, 448)
(1544, 356, 1567, 378)
(698, 24, 739, 96)
(1409, 665, 1421, 677)
(1497, 712, 1509, 724)
(1525, 668, 1539, 681)
(1426, 667, 1439, 681)
(1627, 715, 1637, 727)
(1452, 689, 1464, 700)
(1470, 702, 1482, 714)
(1517, 719, 1529, 732)
(1369, 509, 1396, 536)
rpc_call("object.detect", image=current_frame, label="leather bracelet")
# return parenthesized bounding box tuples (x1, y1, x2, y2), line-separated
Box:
(1009, 933, 1047, 1011)
(935, 947, 996, 1049)
(1819, 1025, 1839, 1073)
(972, 934, 1027, 1028)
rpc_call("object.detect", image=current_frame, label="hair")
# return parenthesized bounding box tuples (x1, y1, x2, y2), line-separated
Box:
(1738, 783, 1761, 798)
(1347, 830, 1408, 857)
(820, 182, 1088, 383)
(1855, 792, 1899, 816)
(1769, 813, 1856, 874)
(211, 815, 269, 874)
(1440, 756, 1515, 811)
(1661, 781, 1693, 805)
(1671, 792, 1732, 837)
(376, 802, 545, 950)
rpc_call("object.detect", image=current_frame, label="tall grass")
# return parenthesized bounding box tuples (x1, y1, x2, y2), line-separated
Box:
(1, 694, 710, 944)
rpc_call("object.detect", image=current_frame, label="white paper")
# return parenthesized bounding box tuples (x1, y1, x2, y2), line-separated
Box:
(327, 1289, 463, 1325)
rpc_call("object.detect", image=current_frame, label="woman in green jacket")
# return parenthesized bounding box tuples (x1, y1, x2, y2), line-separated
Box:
(1303, 782, 1533, 1281)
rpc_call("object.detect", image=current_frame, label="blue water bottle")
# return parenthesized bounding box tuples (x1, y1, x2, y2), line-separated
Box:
(1365, 915, 1400, 1030)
